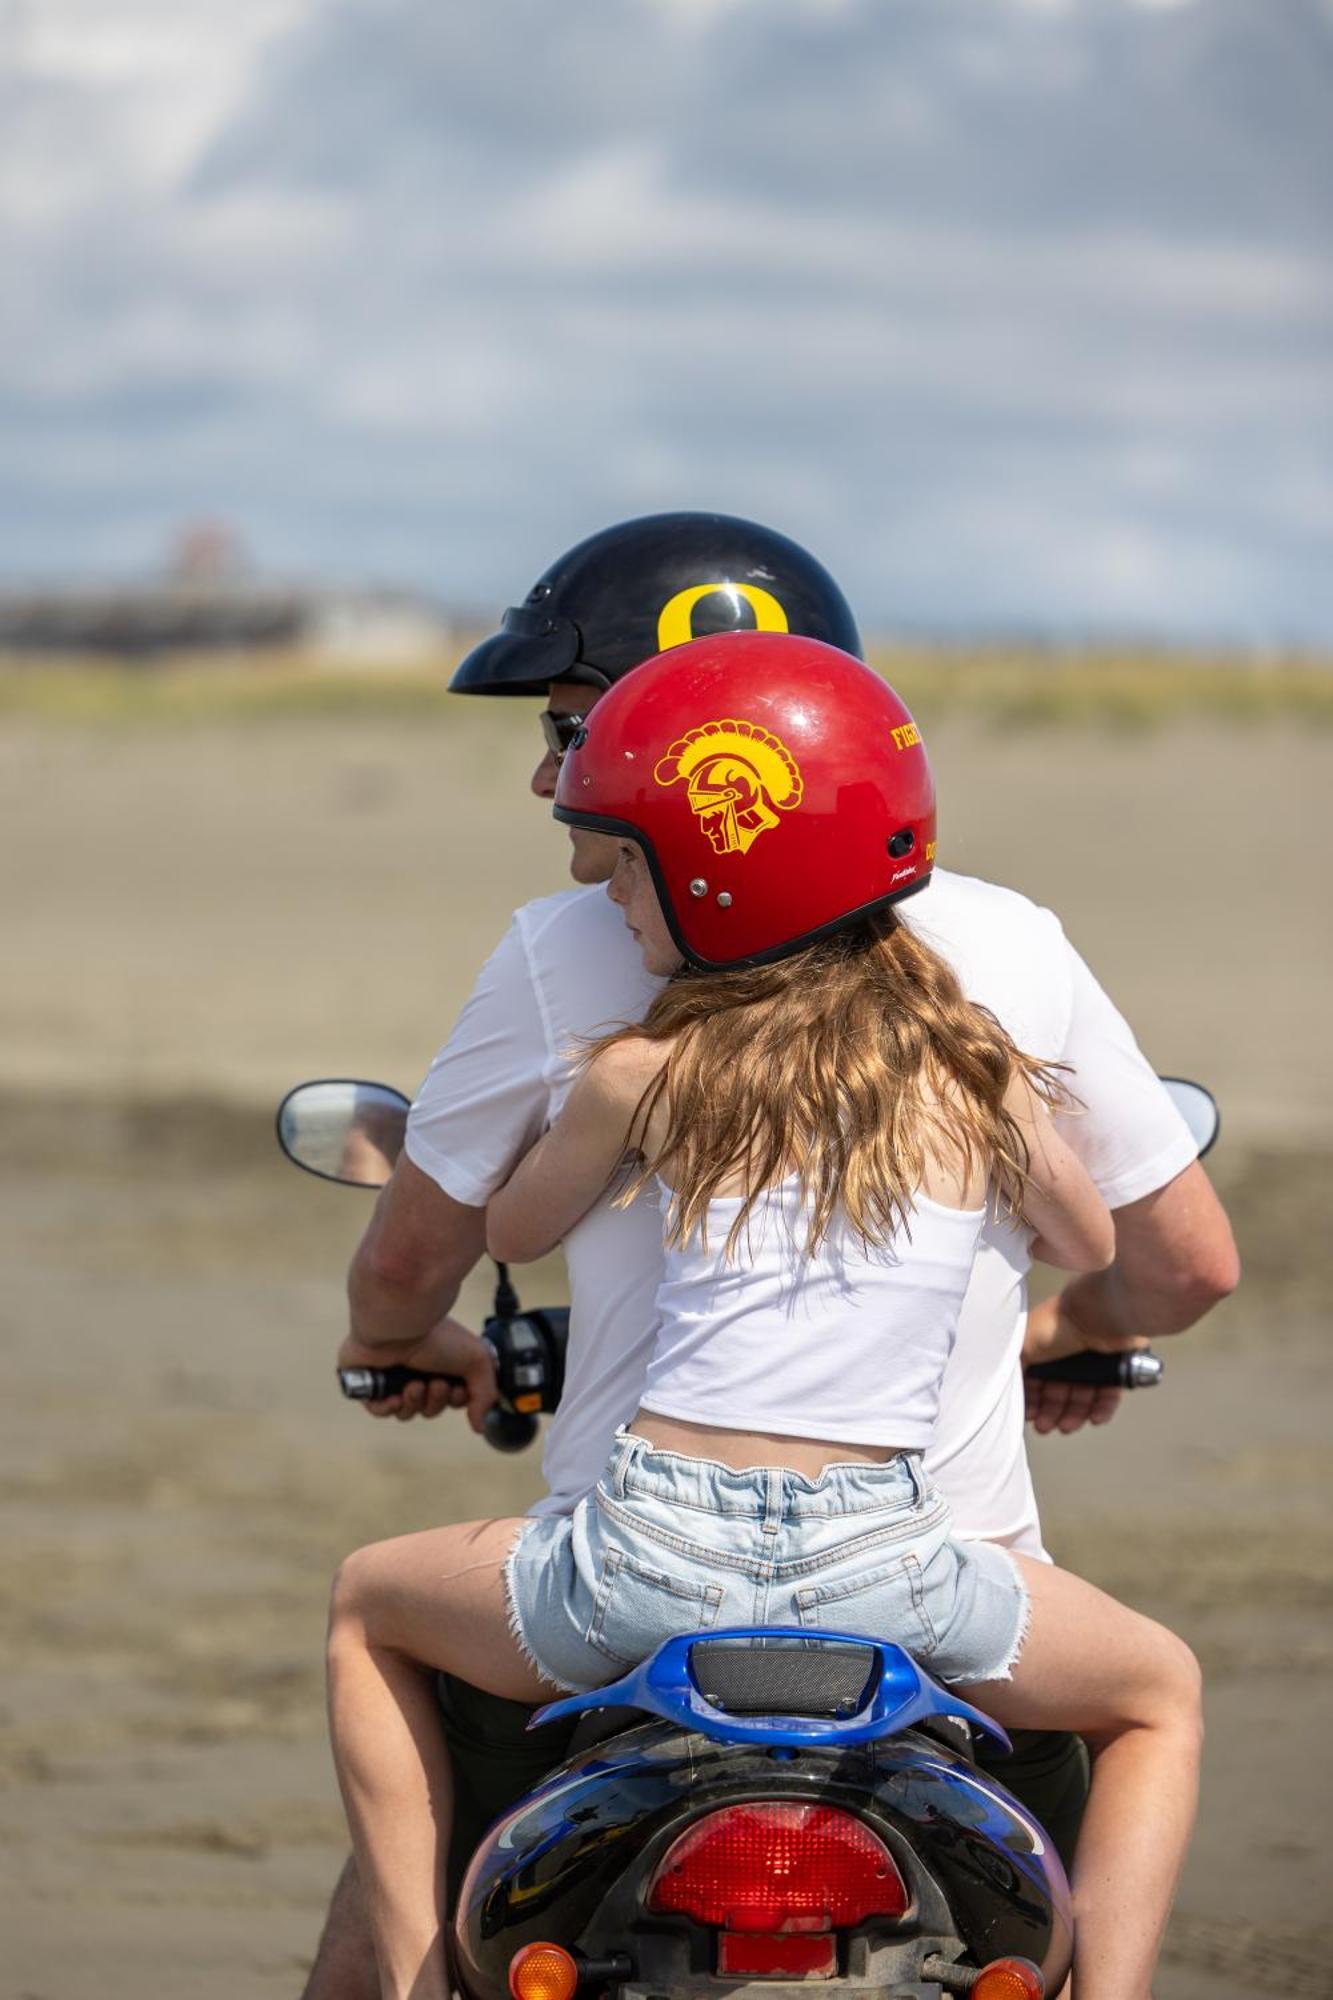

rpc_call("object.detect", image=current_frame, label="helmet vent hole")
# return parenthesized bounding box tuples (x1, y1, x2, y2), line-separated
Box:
(887, 830, 915, 858)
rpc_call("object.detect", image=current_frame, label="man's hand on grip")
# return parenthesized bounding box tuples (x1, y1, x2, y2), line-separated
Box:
(337, 1316, 499, 1430)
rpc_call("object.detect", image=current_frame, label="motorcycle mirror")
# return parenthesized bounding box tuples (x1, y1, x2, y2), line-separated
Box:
(275, 1078, 409, 1189)
(1160, 1076, 1220, 1158)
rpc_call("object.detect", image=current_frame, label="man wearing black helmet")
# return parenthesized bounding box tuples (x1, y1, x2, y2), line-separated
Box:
(448, 511, 863, 699)
(301, 513, 1237, 2000)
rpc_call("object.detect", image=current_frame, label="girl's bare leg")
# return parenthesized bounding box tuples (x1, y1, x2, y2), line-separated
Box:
(962, 1557, 1202, 2000)
(325, 1518, 555, 2000)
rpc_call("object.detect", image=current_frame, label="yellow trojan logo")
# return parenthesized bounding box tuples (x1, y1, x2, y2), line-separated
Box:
(654, 719, 803, 857)
(656, 581, 790, 653)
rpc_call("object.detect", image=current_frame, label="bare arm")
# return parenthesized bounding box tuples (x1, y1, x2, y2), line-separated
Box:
(349, 1154, 487, 1346)
(1017, 930, 1240, 1428)
(1023, 1160, 1239, 1432)
(1030, 1158, 1238, 1351)
(487, 1043, 658, 1263)
(340, 1156, 496, 1425)
(1008, 1076, 1116, 1273)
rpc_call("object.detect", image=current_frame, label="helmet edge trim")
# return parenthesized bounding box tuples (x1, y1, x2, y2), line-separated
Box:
(553, 803, 932, 973)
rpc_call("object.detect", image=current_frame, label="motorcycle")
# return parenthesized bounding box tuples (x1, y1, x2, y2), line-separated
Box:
(276, 1075, 1219, 2000)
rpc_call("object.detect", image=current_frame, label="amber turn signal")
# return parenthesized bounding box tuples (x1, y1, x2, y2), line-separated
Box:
(972, 1957, 1045, 2000)
(508, 1942, 580, 2000)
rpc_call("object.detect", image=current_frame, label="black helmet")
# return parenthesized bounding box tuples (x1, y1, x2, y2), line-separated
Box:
(449, 511, 863, 697)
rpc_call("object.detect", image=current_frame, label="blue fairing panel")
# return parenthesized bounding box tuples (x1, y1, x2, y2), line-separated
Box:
(533, 1627, 1010, 1751)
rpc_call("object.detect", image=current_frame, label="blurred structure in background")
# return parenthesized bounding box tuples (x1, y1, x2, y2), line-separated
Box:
(0, 520, 451, 662)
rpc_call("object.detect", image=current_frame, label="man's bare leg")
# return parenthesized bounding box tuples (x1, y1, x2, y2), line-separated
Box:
(300, 1855, 377, 2000)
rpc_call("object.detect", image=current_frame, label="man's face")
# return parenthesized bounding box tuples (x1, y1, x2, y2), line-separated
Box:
(532, 679, 617, 885)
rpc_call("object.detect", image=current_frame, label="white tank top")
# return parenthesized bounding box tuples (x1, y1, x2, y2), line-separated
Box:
(636, 1179, 987, 1450)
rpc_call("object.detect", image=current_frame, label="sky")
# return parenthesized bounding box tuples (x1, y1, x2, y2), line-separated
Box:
(2, 0, 1331, 642)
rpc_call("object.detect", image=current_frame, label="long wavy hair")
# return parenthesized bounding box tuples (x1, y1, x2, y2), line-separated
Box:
(587, 910, 1070, 1257)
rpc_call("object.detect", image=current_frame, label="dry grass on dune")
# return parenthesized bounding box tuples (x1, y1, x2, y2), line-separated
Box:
(1, 638, 1331, 732)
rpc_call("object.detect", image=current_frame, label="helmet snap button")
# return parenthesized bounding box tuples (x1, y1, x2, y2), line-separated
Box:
(689, 879, 708, 898)
(887, 830, 915, 858)
(717, 892, 733, 909)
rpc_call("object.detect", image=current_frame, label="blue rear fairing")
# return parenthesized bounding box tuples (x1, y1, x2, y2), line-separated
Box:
(452, 1718, 1072, 2000)
(532, 1626, 1011, 1752)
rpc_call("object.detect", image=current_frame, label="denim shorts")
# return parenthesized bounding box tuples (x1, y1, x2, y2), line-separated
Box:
(506, 1431, 1028, 1695)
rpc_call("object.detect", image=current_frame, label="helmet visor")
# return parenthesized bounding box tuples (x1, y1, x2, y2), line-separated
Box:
(449, 606, 609, 696)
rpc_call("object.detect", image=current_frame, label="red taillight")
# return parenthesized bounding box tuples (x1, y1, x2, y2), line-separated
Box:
(646, 1803, 909, 1932)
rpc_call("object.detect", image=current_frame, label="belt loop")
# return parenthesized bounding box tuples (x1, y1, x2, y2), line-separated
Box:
(611, 1432, 633, 1499)
(906, 1451, 927, 1508)
(761, 1466, 783, 1536)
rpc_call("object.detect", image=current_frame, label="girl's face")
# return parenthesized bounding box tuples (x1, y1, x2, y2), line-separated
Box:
(607, 841, 684, 977)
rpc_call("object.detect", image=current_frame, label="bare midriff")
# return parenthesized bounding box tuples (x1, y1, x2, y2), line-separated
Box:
(629, 1409, 906, 1476)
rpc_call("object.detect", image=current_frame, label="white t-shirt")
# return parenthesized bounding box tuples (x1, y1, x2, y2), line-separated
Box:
(405, 870, 1198, 1555)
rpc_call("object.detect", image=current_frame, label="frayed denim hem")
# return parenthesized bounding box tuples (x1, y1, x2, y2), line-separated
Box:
(502, 1519, 584, 1695)
(943, 1542, 1031, 1686)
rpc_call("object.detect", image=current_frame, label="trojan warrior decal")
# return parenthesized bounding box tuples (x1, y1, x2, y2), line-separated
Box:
(656, 581, 790, 653)
(654, 719, 803, 856)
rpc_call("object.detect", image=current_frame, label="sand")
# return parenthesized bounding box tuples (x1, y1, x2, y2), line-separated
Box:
(1, 702, 1330, 1998)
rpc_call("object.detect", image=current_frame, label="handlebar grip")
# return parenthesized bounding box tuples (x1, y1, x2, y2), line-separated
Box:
(337, 1364, 537, 1452)
(1027, 1349, 1163, 1389)
(338, 1365, 463, 1401)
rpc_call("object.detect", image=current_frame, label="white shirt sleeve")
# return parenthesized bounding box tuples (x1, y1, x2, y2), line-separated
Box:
(1055, 942, 1200, 1209)
(403, 917, 549, 1208)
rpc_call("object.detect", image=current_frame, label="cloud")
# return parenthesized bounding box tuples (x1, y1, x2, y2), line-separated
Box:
(1, 0, 1331, 639)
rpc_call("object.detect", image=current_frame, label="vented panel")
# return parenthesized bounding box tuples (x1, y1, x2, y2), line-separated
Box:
(691, 1640, 876, 1716)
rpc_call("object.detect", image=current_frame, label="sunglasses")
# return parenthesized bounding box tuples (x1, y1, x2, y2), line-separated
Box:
(539, 710, 587, 761)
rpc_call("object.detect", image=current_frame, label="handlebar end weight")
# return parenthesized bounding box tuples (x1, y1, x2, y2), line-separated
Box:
(484, 1407, 540, 1452)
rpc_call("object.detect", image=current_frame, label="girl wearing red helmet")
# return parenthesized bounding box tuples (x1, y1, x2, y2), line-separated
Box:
(326, 636, 1199, 2000)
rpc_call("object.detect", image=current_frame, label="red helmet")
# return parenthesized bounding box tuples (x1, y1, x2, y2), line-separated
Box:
(554, 632, 935, 969)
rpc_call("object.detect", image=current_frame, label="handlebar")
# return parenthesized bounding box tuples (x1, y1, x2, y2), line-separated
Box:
(338, 1363, 458, 1401)
(338, 1362, 539, 1451)
(338, 1306, 569, 1450)
(340, 1341, 1164, 1457)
